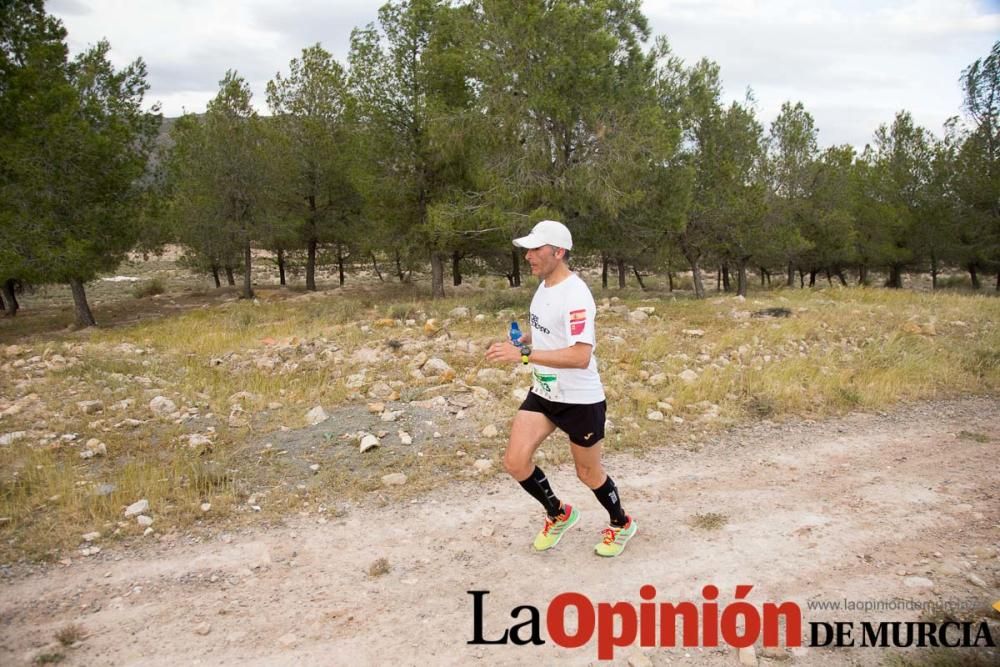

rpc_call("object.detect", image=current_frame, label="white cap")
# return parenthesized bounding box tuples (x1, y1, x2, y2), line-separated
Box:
(512, 219, 573, 250)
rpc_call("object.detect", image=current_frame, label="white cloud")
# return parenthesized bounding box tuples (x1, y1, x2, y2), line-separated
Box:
(47, 0, 999, 148)
(644, 0, 999, 146)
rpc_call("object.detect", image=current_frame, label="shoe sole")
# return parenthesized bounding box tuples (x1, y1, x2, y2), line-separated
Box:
(595, 520, 638, 557)
(533, 510, 580, 551)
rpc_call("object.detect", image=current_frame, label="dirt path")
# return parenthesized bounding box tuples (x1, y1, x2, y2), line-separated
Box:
(2, 397, 998, 666)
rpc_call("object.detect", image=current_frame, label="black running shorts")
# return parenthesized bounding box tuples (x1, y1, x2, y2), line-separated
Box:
(519, 391, 607, 447)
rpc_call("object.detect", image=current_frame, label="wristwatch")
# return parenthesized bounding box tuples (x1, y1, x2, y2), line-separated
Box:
(519, 344, 532, 365)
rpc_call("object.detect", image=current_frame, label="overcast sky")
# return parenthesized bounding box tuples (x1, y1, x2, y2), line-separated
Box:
(48, 0, 1000, 149)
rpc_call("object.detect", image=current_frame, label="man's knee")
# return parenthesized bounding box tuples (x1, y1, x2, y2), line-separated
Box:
(575, 460, 604, 486)
(504, 449, 533, 480)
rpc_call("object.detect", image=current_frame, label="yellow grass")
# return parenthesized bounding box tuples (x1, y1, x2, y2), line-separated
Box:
(1, 278, 997, 562)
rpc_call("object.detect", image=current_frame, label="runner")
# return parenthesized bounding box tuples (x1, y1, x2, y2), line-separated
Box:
(485, 219, 637, 557)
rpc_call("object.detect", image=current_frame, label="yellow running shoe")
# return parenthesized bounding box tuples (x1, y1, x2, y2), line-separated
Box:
(532, 504, 580, 551)
(594, 516, 637, 557)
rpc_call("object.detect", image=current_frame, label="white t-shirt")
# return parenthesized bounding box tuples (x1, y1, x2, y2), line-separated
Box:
(527, 273, 605, 404)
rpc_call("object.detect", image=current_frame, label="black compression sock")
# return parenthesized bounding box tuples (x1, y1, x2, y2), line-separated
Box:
(592, 475, 628, 527)
(518, 466, 563, 518)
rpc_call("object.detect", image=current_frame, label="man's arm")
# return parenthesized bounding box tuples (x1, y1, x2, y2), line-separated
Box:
(485, 341, 591, 369)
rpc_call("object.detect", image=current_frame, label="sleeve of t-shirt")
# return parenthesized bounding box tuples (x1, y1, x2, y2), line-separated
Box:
(564, 281, 597, 347)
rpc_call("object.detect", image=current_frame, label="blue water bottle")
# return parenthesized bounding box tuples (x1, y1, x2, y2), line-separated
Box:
(509, 321, 522, 345)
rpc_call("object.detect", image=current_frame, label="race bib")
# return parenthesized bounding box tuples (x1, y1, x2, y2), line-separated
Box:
(532, 369, 562, 401)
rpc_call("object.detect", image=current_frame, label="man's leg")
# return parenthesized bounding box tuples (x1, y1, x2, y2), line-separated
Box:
(504, 410, 560, 516)
(504, 410, 580, 550)
(570, 442, 635, 556)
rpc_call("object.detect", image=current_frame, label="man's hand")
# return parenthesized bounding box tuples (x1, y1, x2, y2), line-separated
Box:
(486, 340, 522, 364)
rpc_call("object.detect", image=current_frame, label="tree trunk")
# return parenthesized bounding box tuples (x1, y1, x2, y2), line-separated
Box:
(616, 257, 626, 289)
(395, 250, 408, 283)
(224, 266, 235, 286)
(930, 253, 937, 290)
(685, 254, 705, 299)
(337, 244, 346, 287)
(716, 267, 721, 292)
(69, 277, 97, 328)
(995, 270, 1000, 292)
(430, 251, 445, 299)
(760, 267, 766, 287)
(241, 242, 254, 299)
(858, 264, 868, 286)
(277, 248, 286, 286)
(210, 265, 221, 289)
(452, 250, 462, 286)
(887, 264, 903, 289)
(809, 269, 817, 287)
(798, 269, 805, 288)
(722, 264, 731, 292)
(306, 235, 318, 291)
(1, 279, 18, 316)
(825, 269, 833, 287)
(371, 252, 383, 282)
(836, 267, 848, 287)
(968, 263, 980, 289)
(667, 272, 675, 292)
(510, 249, 521, 287)
(632, 267, 646, 290)
(736, 260, 748, 297)
(601, 253, 609, 289)
(786, 262, 795, 287)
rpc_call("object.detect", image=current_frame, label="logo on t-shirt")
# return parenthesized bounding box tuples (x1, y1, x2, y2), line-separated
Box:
(569, 309, 587, 336)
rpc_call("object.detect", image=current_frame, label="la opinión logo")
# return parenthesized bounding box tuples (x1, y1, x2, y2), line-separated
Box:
(468, 586, 997, 660)
(469, 584, 801, 660)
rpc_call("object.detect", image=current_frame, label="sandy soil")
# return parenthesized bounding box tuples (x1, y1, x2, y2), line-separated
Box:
(2, 397, 998, 666)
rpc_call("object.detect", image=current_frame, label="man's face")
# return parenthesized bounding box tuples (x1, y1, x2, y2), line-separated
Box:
(525, 245, 563, 278)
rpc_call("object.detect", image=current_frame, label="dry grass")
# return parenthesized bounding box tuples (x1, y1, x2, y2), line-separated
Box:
(689, 512, 728, 530)
(368, 557, 390, 578)
(1, 261, 998, 563)
(54, 623, 86, 646)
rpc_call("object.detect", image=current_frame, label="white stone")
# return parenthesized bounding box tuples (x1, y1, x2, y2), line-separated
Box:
(738, 645, 757, 666)
(137, 515, 153, 527)
(124, 499, 149, 517)
(421, 357, 454, 376)
(82, 532, 101, 542)
(511, 387, 529, 401)
(449, 306, 470, 318)
(381, 473, 407, 486)
(194, 622, 212, 636)
(351, 347, 381, 364)
(678, 369, 699, 383)
(966, 572, 988, 588)
(398, 431, 413, 445)
(360, 434, 380, 453)
(309, 464, 320, 473)
(473, 459, 493, 473)
(0, 431, 27, 446)
(188, 433, 212, 448)
(200, 503, 212, 513)
(305, 406, 329, 426)
(648, 373, 667, 386)
(903, 576, 934, 589)
(682, 329, 705, 337)
(627, 651, 653, 667)
(149, 396, 176, 416)
(628, 310, 649, 323)
(381, 410, 400, 422)
(77, 400, 104, 414)
(482, 424, 499, 438)
(646, 411, 665, 422)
